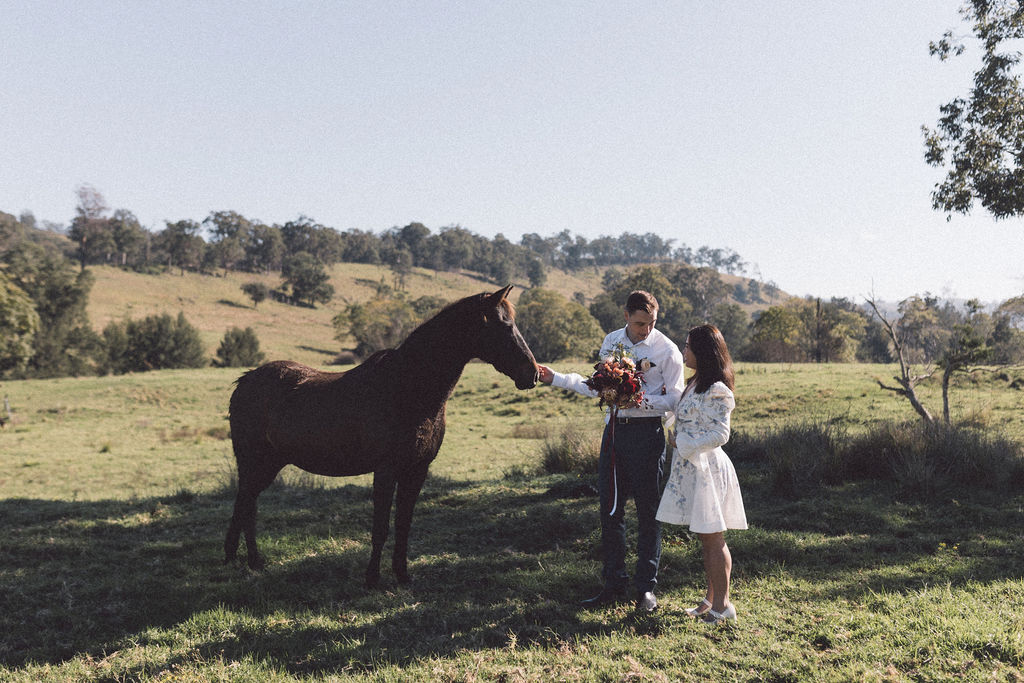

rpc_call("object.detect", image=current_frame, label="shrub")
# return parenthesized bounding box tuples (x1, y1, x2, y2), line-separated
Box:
(742, 417, 1024, 501)
(101, 312, 206, 373)
(762, 420, 846, 498)
(215, 327, 265, 368)
(881, 422, 1024, 500)
(540, 424, 600, 475)
(240, 282, 269, 308)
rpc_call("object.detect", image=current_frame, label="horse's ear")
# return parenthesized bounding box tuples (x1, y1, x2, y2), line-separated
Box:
(489, 285, 513, 304)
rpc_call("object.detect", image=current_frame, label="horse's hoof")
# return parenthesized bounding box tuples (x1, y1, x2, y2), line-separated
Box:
(395, 572, 411, 585)
(247, 554, 265, 571)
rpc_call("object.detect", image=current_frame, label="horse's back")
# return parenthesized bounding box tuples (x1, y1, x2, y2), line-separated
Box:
(228, 356, 401, 475)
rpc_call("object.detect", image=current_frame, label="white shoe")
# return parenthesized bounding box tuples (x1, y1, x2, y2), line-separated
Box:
(685, 598, 712, 618)
(701, 603, 737, 624)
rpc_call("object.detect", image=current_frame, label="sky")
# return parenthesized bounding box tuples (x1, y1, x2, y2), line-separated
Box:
(2, 1, 1023, 305)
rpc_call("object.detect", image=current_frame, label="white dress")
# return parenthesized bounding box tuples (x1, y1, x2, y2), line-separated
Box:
(656, 381, 747, 533)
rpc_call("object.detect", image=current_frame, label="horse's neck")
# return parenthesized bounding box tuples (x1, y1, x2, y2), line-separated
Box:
(396, 314, 474, 407)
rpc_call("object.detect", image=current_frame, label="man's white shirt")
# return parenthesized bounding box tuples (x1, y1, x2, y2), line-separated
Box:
(549, 327, 686, 421)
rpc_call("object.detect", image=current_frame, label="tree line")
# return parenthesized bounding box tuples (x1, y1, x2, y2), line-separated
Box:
(31, 185, 758, 291)
(0, 206, 267, 377)
(4, 184, 1023, 381)
(338, 262, 1024, 376)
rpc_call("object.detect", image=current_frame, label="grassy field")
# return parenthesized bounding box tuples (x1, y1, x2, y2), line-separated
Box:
(1, 361, 1022, 681)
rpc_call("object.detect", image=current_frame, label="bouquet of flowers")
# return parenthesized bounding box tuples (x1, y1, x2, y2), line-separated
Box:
(584, 343, 654, 410)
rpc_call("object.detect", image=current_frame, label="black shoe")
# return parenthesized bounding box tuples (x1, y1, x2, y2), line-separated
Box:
(580, 586, 628, 608)
(636, 590, 658, 613)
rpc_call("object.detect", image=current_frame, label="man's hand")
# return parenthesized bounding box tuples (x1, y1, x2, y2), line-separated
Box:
(537, 365, 554, 384)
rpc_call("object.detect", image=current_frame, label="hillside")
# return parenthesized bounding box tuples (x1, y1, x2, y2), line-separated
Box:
(85, 262, 776, 366)
(86, 264, 604, 366)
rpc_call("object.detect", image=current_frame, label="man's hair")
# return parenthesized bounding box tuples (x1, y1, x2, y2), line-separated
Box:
(624, 290, 658, 315)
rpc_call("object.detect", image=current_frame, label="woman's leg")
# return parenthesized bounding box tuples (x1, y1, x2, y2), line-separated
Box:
(698, 531, 731, 612)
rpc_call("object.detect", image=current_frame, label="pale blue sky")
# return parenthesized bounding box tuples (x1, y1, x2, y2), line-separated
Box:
(2, 1, 1022, 304)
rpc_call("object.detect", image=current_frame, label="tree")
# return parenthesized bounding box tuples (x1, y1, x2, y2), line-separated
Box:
(67, 184, 114, 271)
(589, 265, 692, 341)
(746, 305, 804, 362)
(1, 212, 23, 253)
(203, 210, 251, 274)
(108, 209, 148, 268)
(390, 248, 413, 291)
(3, 243, 101, 377)
(437, 226, 475, 271)
(158, 220, 205, 274)
(0, 271, 39, 376)
(341, 229, 381, 264)
(516, 288, 605, 362)
(991, 295, 1024, 362)
(523, 257, 545, 288)
(335, 296, 421, 358)
(710, 302, 751, 353)
(866, 296, 938, 425)
(396, 222, 431, 265)
(245, 223, 284, 273)
(215, 327, 266, 367)
(923, 1, 1024, 218)
(792, 297, 867, 363)
(241, 282, 269, 308)
(938, 321, 990, 424)
(281, 251, 334, 306)
(666, 264, 731, 323)
(279, 216, 320, 257)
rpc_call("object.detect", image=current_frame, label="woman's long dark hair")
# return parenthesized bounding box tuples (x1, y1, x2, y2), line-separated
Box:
(687, 324, 735, 394)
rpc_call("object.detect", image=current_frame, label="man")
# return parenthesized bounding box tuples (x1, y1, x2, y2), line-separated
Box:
(538, 290, 685, 612)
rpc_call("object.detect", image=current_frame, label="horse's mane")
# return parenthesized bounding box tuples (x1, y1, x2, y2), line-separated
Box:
(437, 291, 515, 320)
(398, 292, 514, 350)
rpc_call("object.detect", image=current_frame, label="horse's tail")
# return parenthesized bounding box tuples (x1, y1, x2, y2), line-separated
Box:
(227, 364, 279, 467)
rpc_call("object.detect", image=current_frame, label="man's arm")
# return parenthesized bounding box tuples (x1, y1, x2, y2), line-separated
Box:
(641, 346, 685, 412)
(537, 333, 617, 398)
(538, 364, 599, 398)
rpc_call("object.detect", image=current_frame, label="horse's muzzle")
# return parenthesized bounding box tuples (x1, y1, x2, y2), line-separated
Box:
(515, 369, 539, 390)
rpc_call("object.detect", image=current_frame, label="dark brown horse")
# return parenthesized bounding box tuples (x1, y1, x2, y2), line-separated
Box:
(224, 285, 537, 586)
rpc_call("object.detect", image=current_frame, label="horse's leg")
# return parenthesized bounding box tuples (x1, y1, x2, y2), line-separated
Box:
(226, 457, 282, 570)
(224, 492, 243, 564)
(392, 463, 430, 584)
(366, 470, 397, 588)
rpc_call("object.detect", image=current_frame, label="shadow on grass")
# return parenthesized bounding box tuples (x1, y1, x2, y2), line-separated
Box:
(216, 299, 251, 309)
(0, 477, 602, 674)
(712, 465, 1024, 603)
(297, 345, 338, 357)
(2, 470, 1022, 676)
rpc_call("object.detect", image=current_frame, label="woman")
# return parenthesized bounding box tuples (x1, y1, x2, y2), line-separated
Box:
(656, 324, 747, 624)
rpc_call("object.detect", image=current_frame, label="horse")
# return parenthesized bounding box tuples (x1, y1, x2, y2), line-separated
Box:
(224, 285, 538, 586)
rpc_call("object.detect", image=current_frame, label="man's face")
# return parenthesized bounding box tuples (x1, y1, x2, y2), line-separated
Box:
(624, 309, 657, 344)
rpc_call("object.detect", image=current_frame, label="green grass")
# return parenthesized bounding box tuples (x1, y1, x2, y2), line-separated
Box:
(1, 363, 1023, 681)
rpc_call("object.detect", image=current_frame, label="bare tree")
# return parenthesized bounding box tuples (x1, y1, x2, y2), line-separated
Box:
(68, 184, 113, 271)
(865, 295, 936, 425)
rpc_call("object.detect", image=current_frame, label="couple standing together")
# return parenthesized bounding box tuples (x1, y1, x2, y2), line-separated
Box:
(537, 290, 747, 625)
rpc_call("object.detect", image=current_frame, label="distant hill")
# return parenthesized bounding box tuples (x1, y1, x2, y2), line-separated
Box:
(85, 263, 779, 366)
